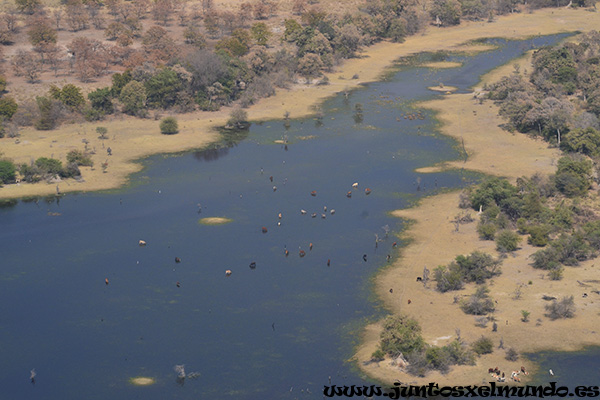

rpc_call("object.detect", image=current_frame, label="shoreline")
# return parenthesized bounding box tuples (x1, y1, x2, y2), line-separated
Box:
(354, 13, 600, 387)
(0, 8, 595, 200)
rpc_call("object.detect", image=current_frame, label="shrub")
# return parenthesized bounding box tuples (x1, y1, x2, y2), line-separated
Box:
(527, 225, 551, 247)
(548, 266, 564, 280)
(443, 339, 476, 365)
(477, 221, 496, 240)
(471, 336, 493, 355)
(227, 108, 249, 129)
(460, 286, 495, 315)
(530, 247, 560, 270)
(551, 233, 591, 266)
(583, 220, 600, 250)
(554, 155, 593, 197)
(470, 178, 517, 210)
(456, 251, 501, 284)
(0, 97, 18, 120)
(0, 159, 16, 184)
(425, 346, 451, 373)
(379, 314, 425, 356)
(19, 164, 41, 182)
(434, 264, 464, 292)
(371, 348, 386, 361)
(545, 296, 575, 320)
(160, 117, 179, 135)
(505, 348, 519, 361)
(35, 157, 63, 176)
(495, 230, 522, 253)
(96, 126, 108, 139)
(521, 310, 530, 322)
(66, 150, 93, 167)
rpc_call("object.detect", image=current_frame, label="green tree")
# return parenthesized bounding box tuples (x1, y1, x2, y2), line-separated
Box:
(159, 116, 179, 134)
(379, 314, 425, 356)
(35, 96, 61, 130)
(554, 155, 593, 197)
(561, 127, 600, 157)
(0, 97, 18, 120)
(470, 177, 518, 210)
(495, 230, 522, 252)
(119, 81, 147, 115)
(144, 68, 183, 109)
(283, 18, 303, 42)
(50, 84, 86, 111)
(88, 87, 114, 115)
(35, 157, 63, 176)
(0, 159, 16, 184)
(111, 71, 133, 97)
(215, 35, 249, 57)
(251, 22, 272, 46)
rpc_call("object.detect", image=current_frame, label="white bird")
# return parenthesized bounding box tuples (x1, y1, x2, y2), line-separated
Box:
(300, 209, 307, 214)
(352, 182, 359, 188)
(330, 209, 335, 215)
(549, 369, 554, 376)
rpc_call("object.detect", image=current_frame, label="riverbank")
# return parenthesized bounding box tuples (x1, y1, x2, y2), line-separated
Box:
(354, 19, 600, 386)
(0, 7, 597, 200)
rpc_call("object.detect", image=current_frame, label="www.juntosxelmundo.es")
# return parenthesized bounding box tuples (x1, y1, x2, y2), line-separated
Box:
(323, 382, 600, 398)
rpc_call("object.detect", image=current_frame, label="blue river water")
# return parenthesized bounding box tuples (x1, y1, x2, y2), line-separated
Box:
(1, 33, 594, 400)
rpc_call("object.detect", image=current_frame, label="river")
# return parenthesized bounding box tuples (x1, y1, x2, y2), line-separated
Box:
(0, 33, 588, 400)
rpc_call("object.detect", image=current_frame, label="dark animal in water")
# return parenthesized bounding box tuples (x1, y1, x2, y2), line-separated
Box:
(327, 259, 330, 266)
(249, 262, 257, 269)
(175, 257, 181, 263)
(362, 254, 367, 262)
(262, 226, 268, 233)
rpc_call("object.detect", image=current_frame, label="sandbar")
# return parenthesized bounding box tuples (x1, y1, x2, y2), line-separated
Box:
(199, 217, 233, 225)
(129, 377, 156, 386)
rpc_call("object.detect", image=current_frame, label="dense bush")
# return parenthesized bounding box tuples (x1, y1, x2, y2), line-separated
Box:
(159, 117, 179, 135)
(435, 252, 500, 292)
(470, 178, 518, 210)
